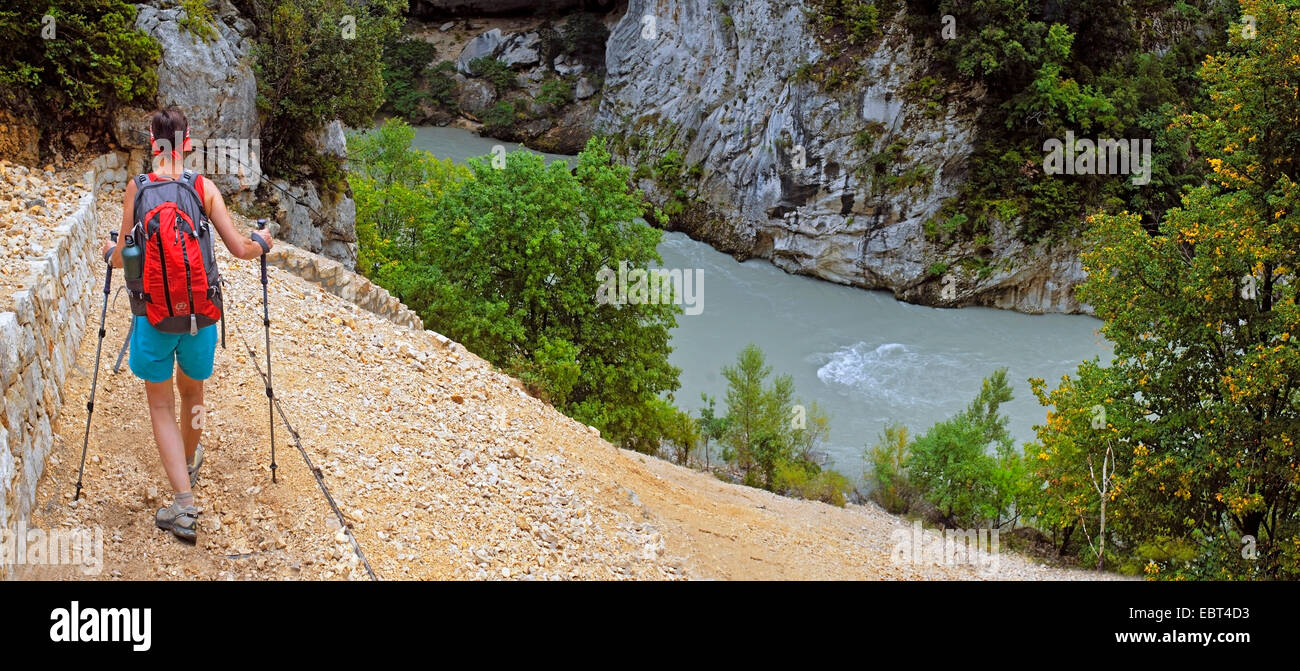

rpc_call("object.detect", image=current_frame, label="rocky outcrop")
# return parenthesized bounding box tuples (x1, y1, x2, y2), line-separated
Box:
(306, 120, 348, 161)
(453, 25, 605, 155)
(595, 0, 1087, 314)
(112, 0, 262, 201)
(456, 78, 497, 118)
(498, 31, 542, 67)
(262, 178, 358, 271)
(456, 28, 505, 74)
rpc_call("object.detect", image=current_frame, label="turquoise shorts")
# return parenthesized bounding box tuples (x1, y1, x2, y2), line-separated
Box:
(128, 316, 217, 383)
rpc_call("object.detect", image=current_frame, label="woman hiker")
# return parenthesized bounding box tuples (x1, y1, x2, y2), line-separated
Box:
(101, 108, 274, 542)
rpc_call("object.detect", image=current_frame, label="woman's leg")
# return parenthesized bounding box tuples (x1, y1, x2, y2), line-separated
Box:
(144, 377, 190, 496)
(176, 367, 204, 463)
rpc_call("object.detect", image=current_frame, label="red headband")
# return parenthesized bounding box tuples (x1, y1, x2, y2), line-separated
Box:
(149, 127, 193, 158)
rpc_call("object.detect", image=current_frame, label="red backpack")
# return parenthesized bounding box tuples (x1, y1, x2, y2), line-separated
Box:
(125, 171, 224, 336)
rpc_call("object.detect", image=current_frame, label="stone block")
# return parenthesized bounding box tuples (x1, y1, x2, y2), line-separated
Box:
(4, 383, 25, 435)
(11, 290, 33, 326)
(0, 312, 19, 389)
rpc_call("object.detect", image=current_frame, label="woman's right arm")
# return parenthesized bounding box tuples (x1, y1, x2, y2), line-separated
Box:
(204, 177, 272, 260)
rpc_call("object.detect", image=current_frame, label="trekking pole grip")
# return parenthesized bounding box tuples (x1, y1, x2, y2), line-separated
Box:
(255, 218, 269, 283)
(103, 231, 118, 293)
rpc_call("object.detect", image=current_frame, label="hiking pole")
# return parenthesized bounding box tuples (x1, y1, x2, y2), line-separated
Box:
(75, 231, 117, 502)
(256, 219, 277, 483)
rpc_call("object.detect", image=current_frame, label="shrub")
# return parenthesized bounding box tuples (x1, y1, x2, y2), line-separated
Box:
(907, 369, 1022, 528)
(778, 463, 852, 507)
(178, 0, 218, 42)
(0, 1, 160, 116)
(469, 56, 515, 93)
(867, 423, 915, 513)
(481, 101, 517, 133)
(535, 77, 573, 109)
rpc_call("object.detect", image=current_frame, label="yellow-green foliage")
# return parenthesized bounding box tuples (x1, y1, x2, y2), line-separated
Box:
(178, 0, 218, 42)
(867, 423, 913, 514)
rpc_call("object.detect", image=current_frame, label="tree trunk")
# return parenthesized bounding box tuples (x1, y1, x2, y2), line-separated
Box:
(1059, 522, 1075, 557)
(1096, 497, 1107, 572)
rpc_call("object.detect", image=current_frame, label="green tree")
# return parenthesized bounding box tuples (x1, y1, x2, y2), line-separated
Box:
(908, 369, 1019, 528)
(348, 124, 681, 449)
(1023, 360, 1129, 560)
(1046, 0, 1300, 578)
(720, 344, 792, 481)
(717, 344, 841, 494)
(245, 0, 403, 178)
(706, 349, 850, 502)
(695, 393, 728, 468)
(558, 12, 608, 68)
(381, 37, 457, 120)
(867, 423, 915, 514)
(346, 119, 468, 279)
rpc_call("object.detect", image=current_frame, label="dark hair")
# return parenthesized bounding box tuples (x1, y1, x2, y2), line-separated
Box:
(150, 107, 188, 150)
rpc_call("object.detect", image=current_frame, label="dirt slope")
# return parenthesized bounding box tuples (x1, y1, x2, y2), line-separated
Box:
(22, 195, 1112, 580)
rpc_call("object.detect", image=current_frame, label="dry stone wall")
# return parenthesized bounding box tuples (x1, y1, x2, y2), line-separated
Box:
(0, 170, 99, 573)
(264, 241, 428, 334)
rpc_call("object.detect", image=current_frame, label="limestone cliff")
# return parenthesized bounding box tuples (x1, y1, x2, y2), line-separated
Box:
(595, 0, 1087, 314)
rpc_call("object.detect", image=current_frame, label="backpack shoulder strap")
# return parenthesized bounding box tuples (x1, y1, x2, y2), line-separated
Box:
(131, 174, 151, 225)
(179, 170, 208, 218)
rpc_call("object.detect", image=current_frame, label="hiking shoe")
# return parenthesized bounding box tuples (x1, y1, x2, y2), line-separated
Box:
(188, 443, 204, 487)
(155, 502, 199, 543)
